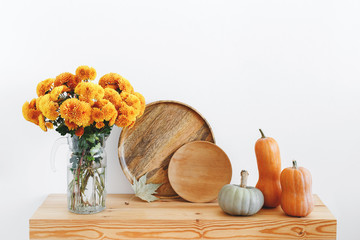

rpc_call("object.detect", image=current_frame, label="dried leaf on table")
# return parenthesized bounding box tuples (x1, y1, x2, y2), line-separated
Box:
(131, 173, 162, 202)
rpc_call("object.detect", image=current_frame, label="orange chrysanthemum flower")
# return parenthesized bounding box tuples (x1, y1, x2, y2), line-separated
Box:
(91, 108, 105, 122)
(124, 108, 137, 122)
(60, 98, 92, 127)
(120, 92, 141, 116)
(65, 119, 78, 130)
(103, 88, 122, 109)
(36, 78, 54, 97)
(75, 82, 104, 105)
(54, 72, 80, 89)
(38, 94, 59, 121)
(89, 67, 96, 81)
(115, 98, 139, 128)
(38, 114, 47, 132)
(134, 92, 146, 117)
(115, 114, 133, 128)
(93, 99, 110, 109)
(99, 73, 134, 93)
(99, 73, 121, 90)
(29, 98, 37, 109)
(109, 114, 117, 126)
(75, 127, 84, 137)
(118, 104, 136, 120)
(102, 102, 118, 125)
(118, 77, 134, 93)
(22, 100, 41, 125)
(76, 65, 90, 80)
(50, 85, 69, 101)
(76, 65, 97, 81)
(95, 122, 105, 129)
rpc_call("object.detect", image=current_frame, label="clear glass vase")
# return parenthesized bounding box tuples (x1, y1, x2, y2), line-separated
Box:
(51, 133, 107, 214)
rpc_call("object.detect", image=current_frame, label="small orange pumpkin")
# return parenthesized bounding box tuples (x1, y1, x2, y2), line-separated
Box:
(255, 129, 282, 208)
(280, 160, 314, 217)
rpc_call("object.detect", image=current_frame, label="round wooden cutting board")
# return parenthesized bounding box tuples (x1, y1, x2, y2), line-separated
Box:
(168, 141, 232, 203)
(118, 100, 215, 198)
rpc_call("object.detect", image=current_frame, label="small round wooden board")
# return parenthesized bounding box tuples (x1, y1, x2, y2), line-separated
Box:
(118, 100, 215, 198)
(168, 141, 232, 203)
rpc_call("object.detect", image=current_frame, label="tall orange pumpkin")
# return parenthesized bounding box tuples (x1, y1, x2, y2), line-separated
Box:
(255, 129, 282, 208)
(280, 160, 314, 217)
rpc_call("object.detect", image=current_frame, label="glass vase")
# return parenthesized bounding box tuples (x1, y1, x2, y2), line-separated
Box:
(51, 133, 107, 214)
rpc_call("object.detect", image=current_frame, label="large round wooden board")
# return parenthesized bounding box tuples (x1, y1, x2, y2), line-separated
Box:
(118, 100, 215, 198)
(168, 141, 232, 203)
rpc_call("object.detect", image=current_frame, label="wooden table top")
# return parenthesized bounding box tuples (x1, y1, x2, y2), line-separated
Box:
(30, 194, 336, 240)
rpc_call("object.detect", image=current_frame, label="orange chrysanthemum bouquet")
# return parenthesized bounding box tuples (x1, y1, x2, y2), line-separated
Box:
(22, 66, 145, 214)
(23, 66, 145, 135)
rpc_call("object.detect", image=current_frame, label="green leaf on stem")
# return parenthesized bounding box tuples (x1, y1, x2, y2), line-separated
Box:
(90, 143, 101, 156)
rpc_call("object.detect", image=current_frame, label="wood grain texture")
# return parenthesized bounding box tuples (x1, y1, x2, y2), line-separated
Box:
(168, 141, 232, 203)
(30, 194, 336, 240)
(118, 101, 215, 198)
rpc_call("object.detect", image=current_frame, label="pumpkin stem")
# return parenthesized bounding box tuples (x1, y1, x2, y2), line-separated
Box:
(292, 160, 298, 169)
(240, 170, 249, 188)
(259, 129, 266, 138)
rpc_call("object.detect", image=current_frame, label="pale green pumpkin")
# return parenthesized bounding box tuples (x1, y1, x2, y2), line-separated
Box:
(218, 170, 264, 216)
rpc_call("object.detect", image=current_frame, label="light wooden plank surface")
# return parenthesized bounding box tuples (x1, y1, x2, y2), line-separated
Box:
(30, 194, 336, 240)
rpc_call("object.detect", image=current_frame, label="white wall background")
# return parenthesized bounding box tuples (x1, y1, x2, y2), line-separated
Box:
(1, 0, 359, 239)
